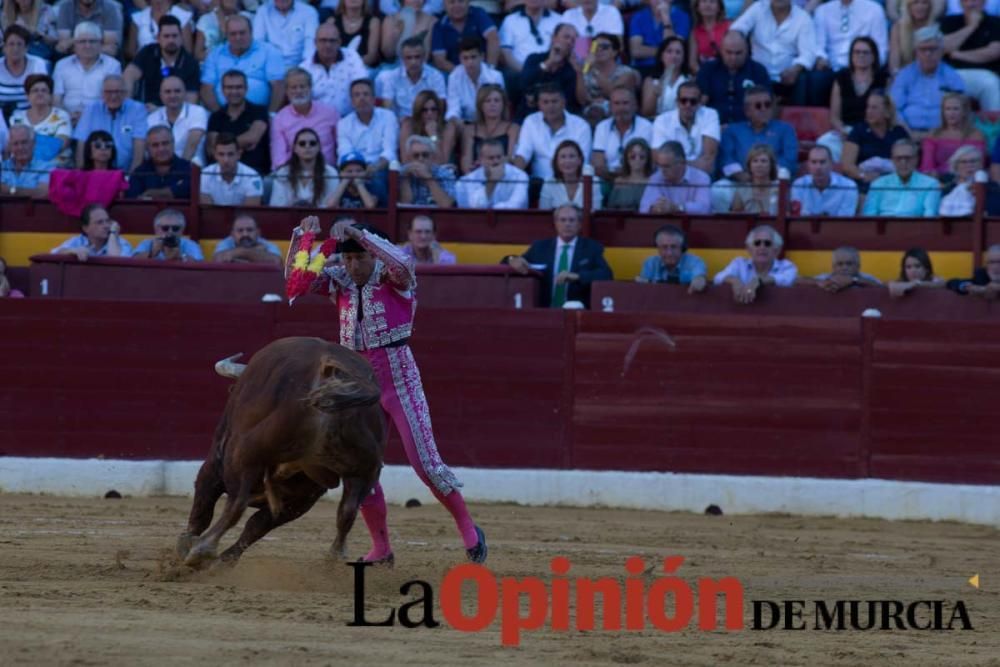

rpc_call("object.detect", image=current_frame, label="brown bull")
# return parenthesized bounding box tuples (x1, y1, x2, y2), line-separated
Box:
(177, 337, 386, 567)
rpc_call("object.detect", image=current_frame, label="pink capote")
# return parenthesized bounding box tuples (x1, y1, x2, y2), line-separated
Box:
(48, 169, 128, 217)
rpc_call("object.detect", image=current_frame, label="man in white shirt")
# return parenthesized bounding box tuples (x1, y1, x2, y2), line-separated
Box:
(52, 21, 121, 121)
(514, 83, 592, 180)
(713, 224, 798, 304)
(563, 0, 625, 50)
(456, 138, 530, 208)
(446, 36, 505, 123)
(301, 21, 370, 117)
(730, 0, 820, 105)
(337, 79, 397, 205)
(375, 37, 447, 118)
(651, 81, 720, 175)
(199, 133, 263, 206)
(499, 0, 563, 73)
(253, 0, 319, 70)
(791, 146, 859, 216)
(147, 75, 209, 164)
(591, 86, 651, 180)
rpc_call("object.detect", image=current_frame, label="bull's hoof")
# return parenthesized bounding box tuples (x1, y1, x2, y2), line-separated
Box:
(183, 542, 218, 568)
(176, 531, 197, 559)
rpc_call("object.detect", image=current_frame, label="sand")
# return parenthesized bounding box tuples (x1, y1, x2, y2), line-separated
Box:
(0, 493, 997, 666)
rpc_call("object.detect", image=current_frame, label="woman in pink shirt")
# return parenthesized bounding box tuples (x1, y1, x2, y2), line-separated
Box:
(688, 0, 730, 73)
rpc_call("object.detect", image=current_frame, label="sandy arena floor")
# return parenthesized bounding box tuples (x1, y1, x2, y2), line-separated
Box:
(0, 493, 997, 666)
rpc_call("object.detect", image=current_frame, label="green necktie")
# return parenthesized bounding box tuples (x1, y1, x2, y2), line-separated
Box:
(553, 243, 570, 308)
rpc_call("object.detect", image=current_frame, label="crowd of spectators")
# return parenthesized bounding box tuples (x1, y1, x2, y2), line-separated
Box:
(0, 0, 995, 219)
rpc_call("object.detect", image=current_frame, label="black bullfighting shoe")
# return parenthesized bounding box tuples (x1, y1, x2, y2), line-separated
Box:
(357, 552, 395, 568)
(466, 525, 488, 564)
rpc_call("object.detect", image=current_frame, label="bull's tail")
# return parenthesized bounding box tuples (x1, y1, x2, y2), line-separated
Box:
(263, 467, 283, 518)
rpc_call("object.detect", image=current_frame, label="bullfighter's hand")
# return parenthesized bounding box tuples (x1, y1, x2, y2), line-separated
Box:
(332, 220, 361, 241)
(298, 216, 321, 234)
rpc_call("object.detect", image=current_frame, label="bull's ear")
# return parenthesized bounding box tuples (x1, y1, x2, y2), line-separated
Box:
(319, 356, 339, 380)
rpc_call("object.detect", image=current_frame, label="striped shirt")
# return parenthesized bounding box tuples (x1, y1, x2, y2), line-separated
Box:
(0, 56, 48, 110)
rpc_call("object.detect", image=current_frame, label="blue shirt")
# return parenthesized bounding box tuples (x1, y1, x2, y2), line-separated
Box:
(72, 100, 149, 171)
(791, 173, 859, 217)
(629, 7, 691, 68)
(639, 253, 707, 284)
(201, 40, 286, 107)
(431, 7, 496, 65)
(1, 157, 50, 190)
(862, 172, 941, 217)
(132, 237, 204, 261)
(126, 156, 192, 199)
(53, 233, 134, 256)
(889, 62, 966, 131)
(695, 58, 772, 125)
(720, 120, 798, 176)
(213, 236, 281, 257)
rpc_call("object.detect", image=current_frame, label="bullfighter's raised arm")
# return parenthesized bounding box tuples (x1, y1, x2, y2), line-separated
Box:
(334, 221, 415, 291)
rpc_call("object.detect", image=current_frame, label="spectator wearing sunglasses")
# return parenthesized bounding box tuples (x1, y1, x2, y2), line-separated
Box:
(729, 0, 820, 106)
(563, 0, 624, 62)
(123, 15, 200, 112)
(400, 135, 457, 207)
(270, 67, 338, 168)
(132, 208, 203, 261)
(498, 0, 563, 74)
(271, 127, 339, 207)
(651, 80, 719, 175)
(713, 224, 798, 304)
(714, 86, 796, 211)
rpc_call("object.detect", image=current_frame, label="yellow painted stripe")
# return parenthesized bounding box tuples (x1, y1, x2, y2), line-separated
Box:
(2, 233, 975, 285)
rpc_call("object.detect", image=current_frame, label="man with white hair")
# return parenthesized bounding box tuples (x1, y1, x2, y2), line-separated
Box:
(0, 125, 49, 197)
(132, 209, 203, 261)
(890, 26, 967, 134)
(55, 0, 123, 57)
(73, 74, 148, 172)
(948, 244, 1000, 298)
(252, 0, 319, 70)
(798, 246, 882, 291)
(400, 135, 457, 208)
(52, 22, 122, 120)
(714, 225, 798, 304)
(270, 68, 338, 167)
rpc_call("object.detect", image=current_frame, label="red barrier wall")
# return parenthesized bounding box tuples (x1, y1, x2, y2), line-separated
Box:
(2, 299, 998, 485)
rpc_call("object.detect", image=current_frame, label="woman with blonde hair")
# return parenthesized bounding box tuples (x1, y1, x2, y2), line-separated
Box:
(842, 91, 911, 186)
(400, 90, 458, 166)
(889, 0, 943, 74)
(459, 84, 519, 173)
(730, 144, 778, 215)
(920, 93, 986, 177)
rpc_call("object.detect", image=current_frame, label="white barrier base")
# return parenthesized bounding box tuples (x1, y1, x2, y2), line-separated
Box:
(1, 457, 998, 527)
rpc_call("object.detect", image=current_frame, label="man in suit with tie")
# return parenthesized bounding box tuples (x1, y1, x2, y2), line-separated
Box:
(504, 204, 613, 308)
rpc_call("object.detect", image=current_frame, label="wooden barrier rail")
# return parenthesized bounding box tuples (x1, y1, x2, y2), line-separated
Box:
(2, 297, 997, 485)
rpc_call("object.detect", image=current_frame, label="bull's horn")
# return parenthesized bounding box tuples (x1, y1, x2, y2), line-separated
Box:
(214, 353, 246, 379)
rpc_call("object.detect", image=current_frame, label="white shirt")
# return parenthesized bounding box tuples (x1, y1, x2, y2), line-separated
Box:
(132, 6, 194, 52)
(539, 178, 603, 211)
(337, 107, 399, 164)
(731, 2, 819, 80)
(499, 8, 564, 68)
(456, 163, 530, 208)
(375, 64, 447, 118)
(302, 49, 370, 117)
(651, 107, 721, 161)
(445, 62, 504, 123)
(52, 55, 122, 115)
(562, 5, 624, 38)
(713, 256, 799, 286)
(254, 1, 320, 69)
(148, 102, 209, 165)
(200, 161, 264, 205)
(515, 110, 593, 179)
(592, 115, 652, 172)
(814, 0, 889, 70)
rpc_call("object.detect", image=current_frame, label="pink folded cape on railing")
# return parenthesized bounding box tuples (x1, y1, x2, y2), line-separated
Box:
(48, 169, 128, 217)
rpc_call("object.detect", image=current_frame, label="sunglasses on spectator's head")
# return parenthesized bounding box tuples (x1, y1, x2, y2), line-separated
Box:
(752, 239, 773, 247)
(158, 225, 182, 233)
(297, 139, 318, 147)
